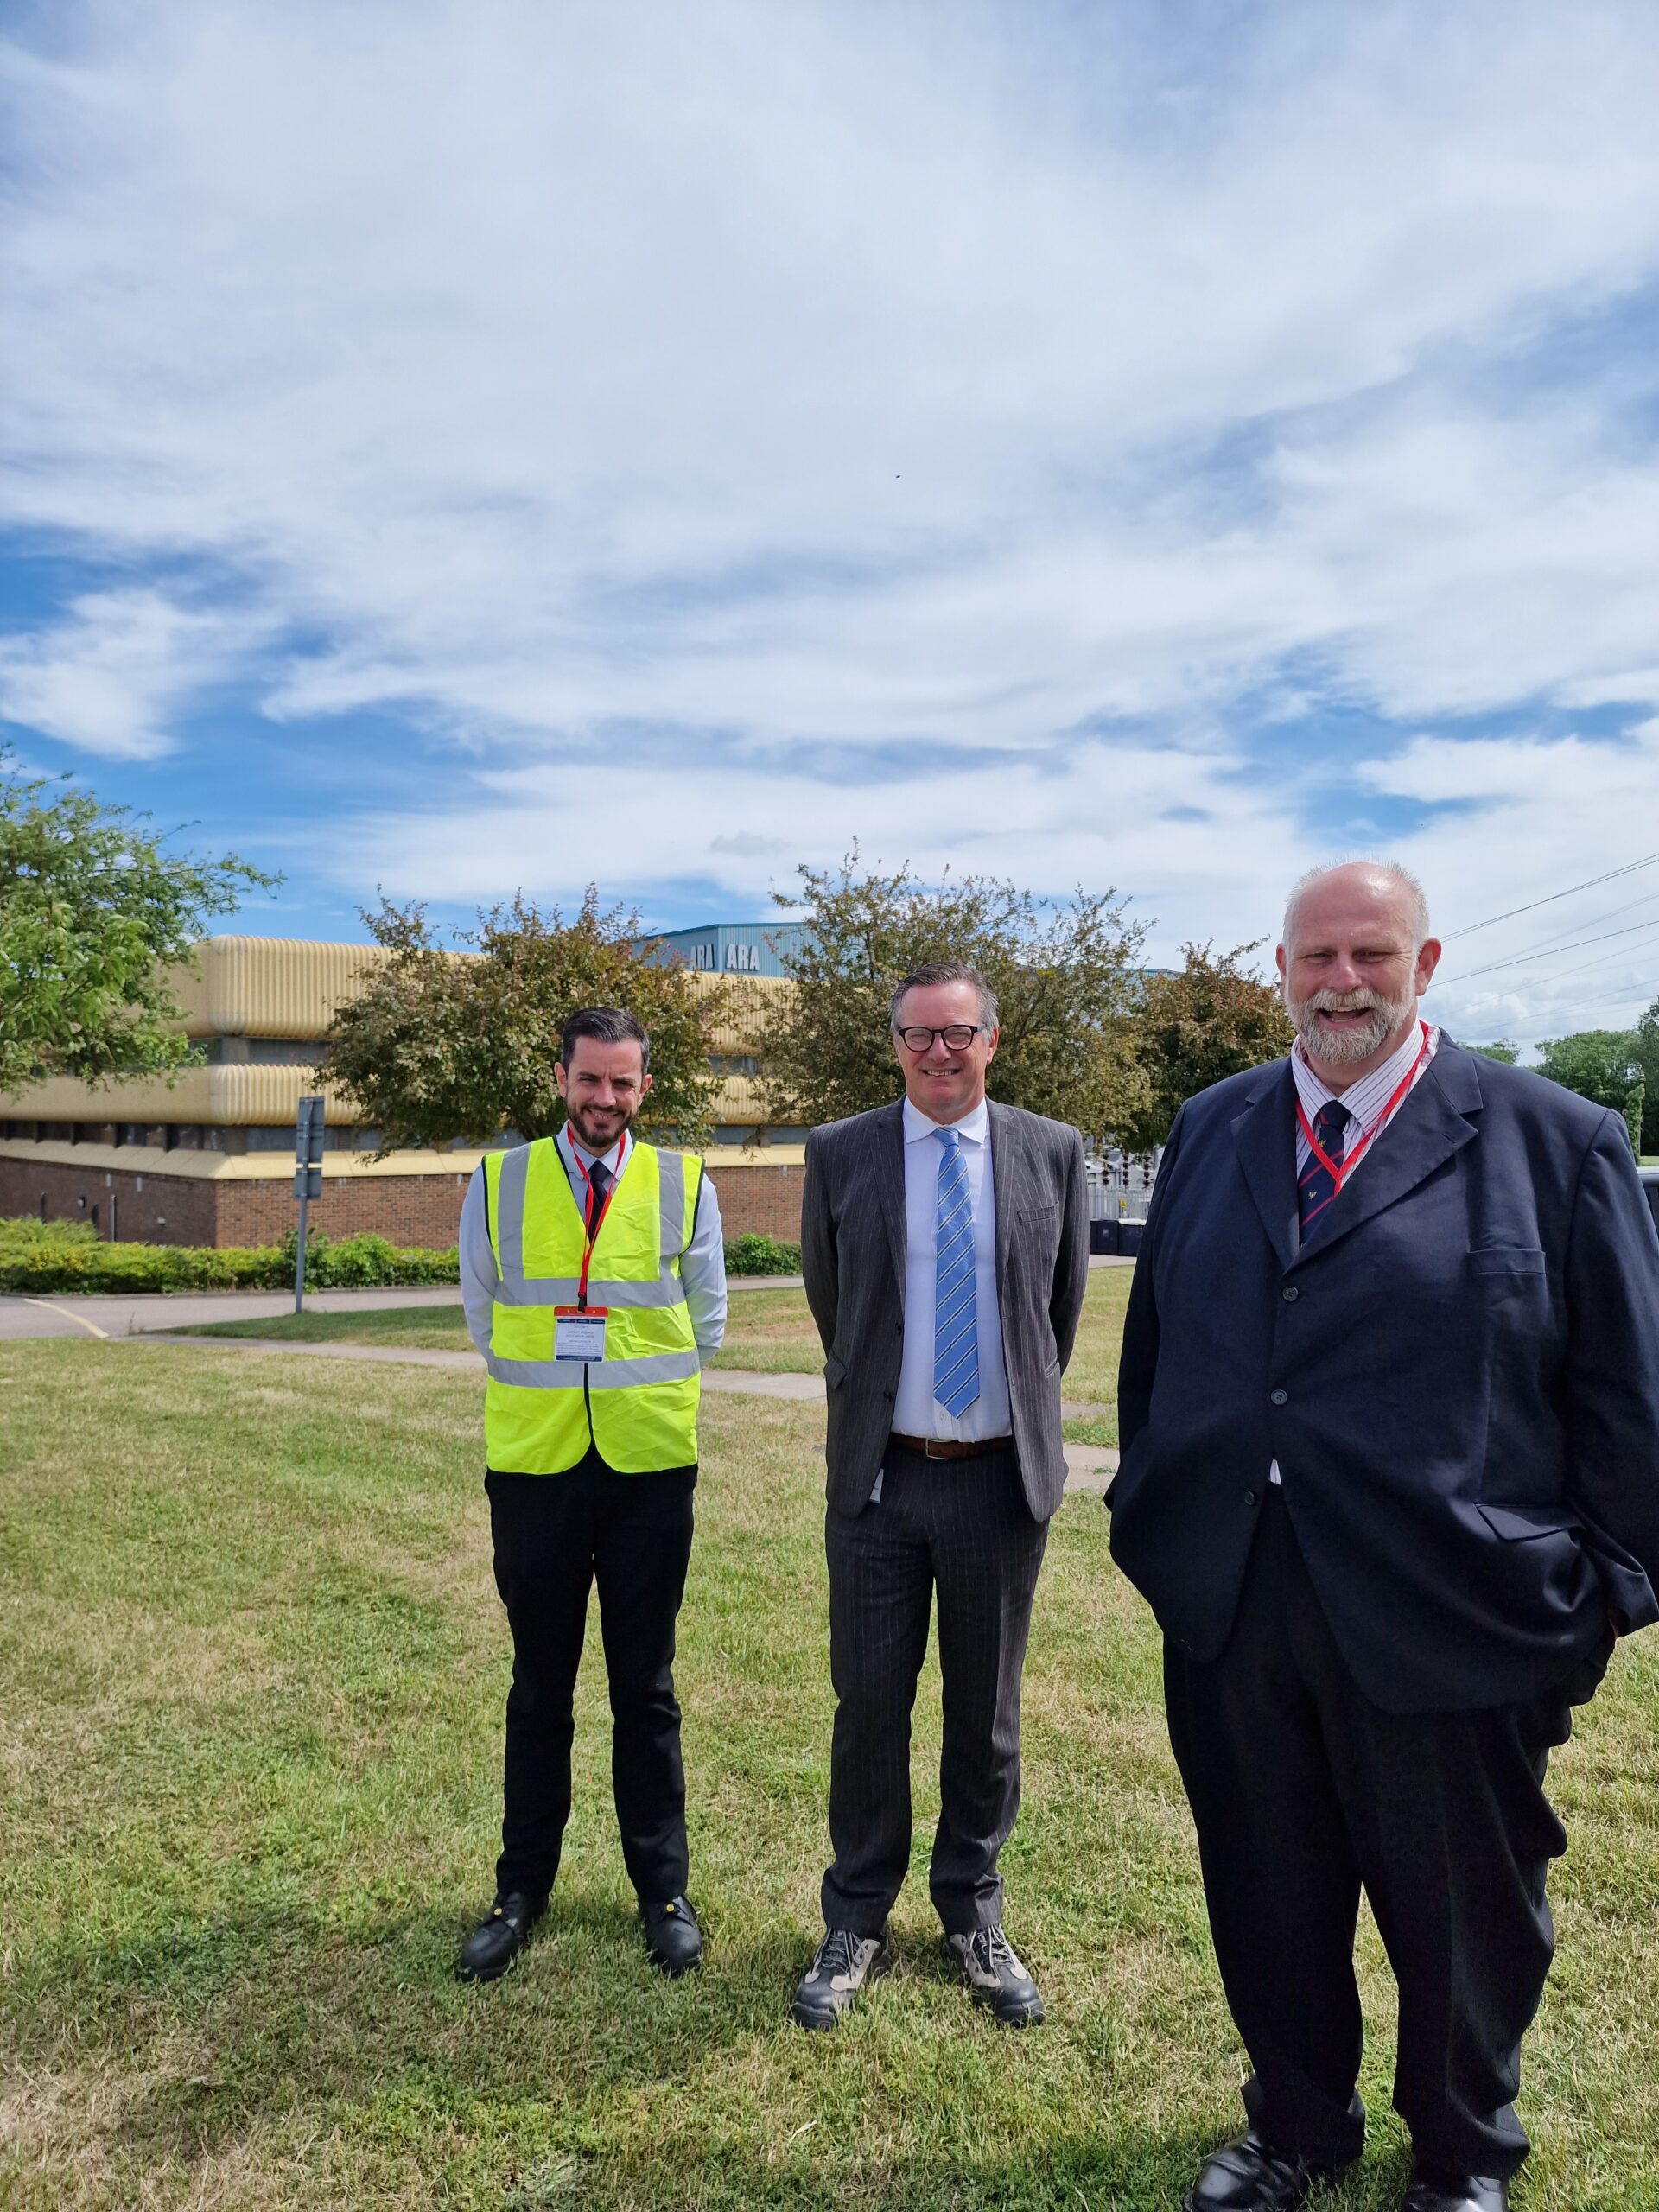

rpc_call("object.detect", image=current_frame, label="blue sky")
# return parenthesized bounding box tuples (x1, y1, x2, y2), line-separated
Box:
(5, 0, 1659, 1046)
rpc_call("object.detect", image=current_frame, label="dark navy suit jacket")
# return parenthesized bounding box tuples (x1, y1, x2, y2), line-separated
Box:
(1110, 1040, 1659, 1713)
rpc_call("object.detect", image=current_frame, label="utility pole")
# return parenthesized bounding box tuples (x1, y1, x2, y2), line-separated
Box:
(293, 1096, 326, 1313)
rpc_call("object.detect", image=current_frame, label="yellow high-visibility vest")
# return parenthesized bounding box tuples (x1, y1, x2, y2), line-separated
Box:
(482, 1136, 703, 1474)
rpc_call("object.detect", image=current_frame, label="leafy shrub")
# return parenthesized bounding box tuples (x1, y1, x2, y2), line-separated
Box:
(723, 1233, 801, 1277)
(0, 1217, 459, 1295)
(0, 1216, 103, 1254)
(282, 1229, 458, 1287)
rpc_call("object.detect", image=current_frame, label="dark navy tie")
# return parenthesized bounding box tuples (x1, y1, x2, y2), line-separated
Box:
(584, 1155, 613, 1233)
(1298, 1099, 1350, 1239)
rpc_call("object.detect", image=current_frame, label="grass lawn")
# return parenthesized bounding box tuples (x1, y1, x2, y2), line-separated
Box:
(169, 1274, 1135, 1435)
(3, 1338, 1657, 2207)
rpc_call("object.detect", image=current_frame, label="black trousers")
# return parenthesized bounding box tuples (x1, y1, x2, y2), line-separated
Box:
(486, 1455, 696, 1905)
(822, 1440, 1049, 1938)
(1166, 1485, 1606, 2181)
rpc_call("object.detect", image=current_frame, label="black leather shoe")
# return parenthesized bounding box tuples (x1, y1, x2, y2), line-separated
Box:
(1182, 2129, 1332, 2211)
(456, 1891, 542, 1983)
(791, 1927, 891, 2028)
(1402, 2173, 1507, 2212)
(639, 1894, 702, 1975)
(944, 1924, 1045, 2026)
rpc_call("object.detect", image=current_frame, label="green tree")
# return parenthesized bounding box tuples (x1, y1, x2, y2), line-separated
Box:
(1460, 1039, 1520, 1064)
(0, 748, 275, 1097)
(1536, 1028, 1644, 1159)
(758, 852, 1150, 1141)
(1636, 996, 1659, 1155)
(1122, 940, 1294, 1148)
(324, 891, 724, 1151)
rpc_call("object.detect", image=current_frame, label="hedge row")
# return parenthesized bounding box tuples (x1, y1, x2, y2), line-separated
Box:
(0, 1220, 459, 1295)
(722, 1233, 801, 1276)
(1, 1218, 803, 1294)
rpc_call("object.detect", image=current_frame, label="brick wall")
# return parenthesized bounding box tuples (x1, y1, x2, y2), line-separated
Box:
(1, 1154, 805, 1248)
(0, 1158, 219, 1244)
(215, 1173, 470, 1248)
(704, 1162, 804, 1241)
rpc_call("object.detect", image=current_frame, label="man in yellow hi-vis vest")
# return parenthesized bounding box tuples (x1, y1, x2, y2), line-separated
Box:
(455, 1006, 726, 1983)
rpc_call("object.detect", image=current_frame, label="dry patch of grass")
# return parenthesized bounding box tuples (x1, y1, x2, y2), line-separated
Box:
(1, 1337, 1655, 2209)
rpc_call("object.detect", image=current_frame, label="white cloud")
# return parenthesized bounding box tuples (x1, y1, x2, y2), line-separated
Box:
(1357, 720, 1659, 1040)
(7, 1, 1659, 743)
(3, 3, 1659, 1038)
(0, 588, 255, 759)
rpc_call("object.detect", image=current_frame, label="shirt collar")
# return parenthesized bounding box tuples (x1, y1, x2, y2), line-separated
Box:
(558, 1124, 633, 1173)
(1292, 1018, 1437, 1122)
(902, 1094, 989, 1146)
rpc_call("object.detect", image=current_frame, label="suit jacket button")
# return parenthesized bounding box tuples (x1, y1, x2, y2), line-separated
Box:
(1243, 1488, 1257, 1506)
(1269, 1388, 1287, 1406)
(1281, 1284, 1299, 1302)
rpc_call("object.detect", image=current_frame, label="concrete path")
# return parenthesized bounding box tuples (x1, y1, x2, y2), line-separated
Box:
(0, 1284, 465, 1342)
(110, 1332, 1120, 1494)
(1, 1255, 1135, 1344)
(0, 1272, 823, 1343)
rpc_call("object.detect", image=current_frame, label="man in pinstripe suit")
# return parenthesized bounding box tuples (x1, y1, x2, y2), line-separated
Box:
(791, 963, 1090, 2029)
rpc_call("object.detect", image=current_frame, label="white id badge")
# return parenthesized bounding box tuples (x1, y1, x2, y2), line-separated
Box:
(554, 1306, 609, 1361)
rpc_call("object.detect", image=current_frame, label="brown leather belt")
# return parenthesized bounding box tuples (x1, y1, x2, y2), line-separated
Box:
(887, 1433, 1014, 1461)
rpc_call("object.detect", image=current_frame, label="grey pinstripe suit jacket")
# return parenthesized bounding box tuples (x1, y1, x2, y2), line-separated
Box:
(801, 1097, 1090, 1522)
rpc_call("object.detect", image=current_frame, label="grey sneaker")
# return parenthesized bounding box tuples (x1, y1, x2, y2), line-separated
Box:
(791, 1926, 891, 2029)
(944, 1923, 1045, 2025)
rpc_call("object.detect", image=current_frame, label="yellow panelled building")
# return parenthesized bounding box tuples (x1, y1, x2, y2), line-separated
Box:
(0, 938, 806, 1248)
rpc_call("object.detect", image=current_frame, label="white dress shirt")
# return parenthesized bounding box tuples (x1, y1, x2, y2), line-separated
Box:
(892, 1095, 1013, 1445)
(1269, 1017, 1440, 1485)
(1291, 1019, 1440, 1177)
(460, 1126, 727, 1361)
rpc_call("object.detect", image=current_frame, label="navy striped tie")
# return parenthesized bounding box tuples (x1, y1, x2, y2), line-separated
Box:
(1299, 1098, 1351, 1238)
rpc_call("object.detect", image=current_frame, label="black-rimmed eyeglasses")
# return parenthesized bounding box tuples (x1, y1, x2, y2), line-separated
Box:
(893, 1024, 985, 1052)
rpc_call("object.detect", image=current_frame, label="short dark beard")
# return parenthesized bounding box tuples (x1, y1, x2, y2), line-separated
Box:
(563, 1101, 637, 1154)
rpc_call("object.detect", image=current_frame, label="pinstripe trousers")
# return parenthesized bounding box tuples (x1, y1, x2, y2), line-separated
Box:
(821, 1440, 1048, 1938)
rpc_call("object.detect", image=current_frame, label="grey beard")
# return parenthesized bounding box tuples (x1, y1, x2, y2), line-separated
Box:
(1290, 989, 1412, 1066)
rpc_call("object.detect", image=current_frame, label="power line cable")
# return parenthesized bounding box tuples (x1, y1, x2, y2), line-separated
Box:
(1564, 974, 1659, 1016)
(1471, 921, 1659, 995)
(1442, 851, 1659, 942)
(1434, 911, 1659, 988)
(1432, 887, 1659, 982)
(1463, 884, 1659, 967)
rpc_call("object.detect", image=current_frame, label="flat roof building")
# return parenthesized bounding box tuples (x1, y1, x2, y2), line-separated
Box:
(0, 934, 807, 1249)
(634, 921, 810, 978)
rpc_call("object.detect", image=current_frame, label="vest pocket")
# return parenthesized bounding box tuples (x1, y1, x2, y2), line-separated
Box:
(491, 1306, 555, 1363)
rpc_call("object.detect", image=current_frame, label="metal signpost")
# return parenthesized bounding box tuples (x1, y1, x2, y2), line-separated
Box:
(293, 1096, 326, 1313)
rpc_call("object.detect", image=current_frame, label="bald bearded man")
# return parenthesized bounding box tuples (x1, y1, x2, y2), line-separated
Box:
(1109, 861, 1659, 2212)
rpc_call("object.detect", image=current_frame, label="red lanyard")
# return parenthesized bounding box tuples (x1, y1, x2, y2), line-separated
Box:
(568, 1134, 626, 1306)
(1295, 1024, 1430, 1193)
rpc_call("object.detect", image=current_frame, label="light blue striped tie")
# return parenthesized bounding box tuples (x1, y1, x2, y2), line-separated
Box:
(932, 1126, 980, 1417)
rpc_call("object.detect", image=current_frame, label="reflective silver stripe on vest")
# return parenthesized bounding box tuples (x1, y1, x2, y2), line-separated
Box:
(491, 1141, 693, 1307)
(484, 1347, 701, 1389)
(658, 1148, 687, 1259)
(493, 1142, 531, 1278)
(493, 1274, 685, 1309)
